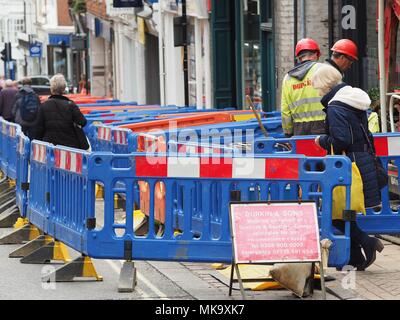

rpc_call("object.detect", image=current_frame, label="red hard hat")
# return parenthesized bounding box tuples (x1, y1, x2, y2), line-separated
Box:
(331, 39, 358, 61)
(295, 38, 321, 57)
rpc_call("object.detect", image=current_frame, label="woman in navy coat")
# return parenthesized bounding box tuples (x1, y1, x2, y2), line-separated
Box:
(312, 65, 384, 271)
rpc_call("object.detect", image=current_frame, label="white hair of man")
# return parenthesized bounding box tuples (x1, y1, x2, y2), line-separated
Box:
(50, 74, 67, 95)
(4, 79, 14, 88)
(311, 65, 343, 97)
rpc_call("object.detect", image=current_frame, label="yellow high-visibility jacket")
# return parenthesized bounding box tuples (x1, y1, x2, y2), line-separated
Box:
(281, 62, 325, 136)
(368, 112, 380, 133)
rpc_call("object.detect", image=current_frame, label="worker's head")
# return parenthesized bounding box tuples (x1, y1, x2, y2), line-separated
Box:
(311, 65, 343, 96)
(331, 39, 358, 72)
(296, 38, 321, 62)
(50, 74, 67, 95)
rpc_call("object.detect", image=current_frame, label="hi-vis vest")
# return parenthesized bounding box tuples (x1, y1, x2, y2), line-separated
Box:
(368, 112, 380, 133)
(281, 63, 325, 135)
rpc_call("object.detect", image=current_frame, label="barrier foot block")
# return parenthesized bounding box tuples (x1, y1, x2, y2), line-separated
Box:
(42, 256, 103, 282)
(0, 224, 40, 246)
(8, 180, 16, 188)
(20, 240, 71, 264)
(8, 234, 48, 258)
(13, 217, 29, 229)
(0, 206, 19, 228)
(118, 261, 137, 293)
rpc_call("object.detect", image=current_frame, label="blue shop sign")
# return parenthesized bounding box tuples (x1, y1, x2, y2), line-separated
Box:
(49, 34, 71, 46)
(29, 43, 42, 57)
(113, 0, 144, 7)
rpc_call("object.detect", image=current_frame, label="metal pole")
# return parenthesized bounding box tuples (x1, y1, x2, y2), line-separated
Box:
(300, 0, 306, 39)
(293, 0, 298, 59)
(182, 0, 189, 106)
(24, 0, 28, 76)
(158, 0, 166, 106)
(328, 0, 334, 51)
(378, 0, 387, 133)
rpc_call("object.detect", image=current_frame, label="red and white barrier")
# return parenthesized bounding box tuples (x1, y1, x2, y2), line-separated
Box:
(32, 144, 47, 164)
(113, 130, 128, 145)
(135, 156, 300, 180)
(98, 127, 112, 141)
(54, 149, 83, 174)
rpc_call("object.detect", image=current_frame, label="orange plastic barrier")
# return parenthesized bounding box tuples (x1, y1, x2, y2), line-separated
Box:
(133, 113, 234, 224)
(119, 113, 234, 133)
(139, 181, 166, 224)
(156, 110, 259, 119)
(79, 105, 160, 115)
(39, 95, 113, 104)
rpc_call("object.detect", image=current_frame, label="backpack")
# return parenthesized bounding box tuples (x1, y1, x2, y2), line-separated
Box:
(19, 90, 40, 122)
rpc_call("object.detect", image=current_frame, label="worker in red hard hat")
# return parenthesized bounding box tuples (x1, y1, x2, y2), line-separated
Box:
(326, 39, 358, 74)
(281, 38, 326, 137)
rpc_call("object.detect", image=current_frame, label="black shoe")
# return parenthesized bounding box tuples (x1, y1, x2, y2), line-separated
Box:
(362, 238, 384, 270)
(349, 245, 366, 271)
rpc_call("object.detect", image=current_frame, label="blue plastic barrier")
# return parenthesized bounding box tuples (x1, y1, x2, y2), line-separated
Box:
(16, 132, 30, 218)
(5, 122, 20, 180)
(253, 134, 400, 235)
(27, 141, 52, 231)
(27, 146, 353, 268)
(87, 125, 137, 153)
(0, 119, 20, 180)
(0, 120, 8, 174)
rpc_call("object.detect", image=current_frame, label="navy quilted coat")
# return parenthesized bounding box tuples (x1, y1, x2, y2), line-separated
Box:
(318, 83, 381, 208)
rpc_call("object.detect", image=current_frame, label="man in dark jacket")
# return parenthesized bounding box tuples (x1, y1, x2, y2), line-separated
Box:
(35, 74, 87, 149)
(11, 77, 41, 139)
(326, 39, 358, 75)
(0, 79, 18, 121)
(312, 65, 384, 271)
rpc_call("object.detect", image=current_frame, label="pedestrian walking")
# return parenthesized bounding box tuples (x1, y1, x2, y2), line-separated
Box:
(0, 79, 18, 121)
(281, 38, 325, 137)
(312, 65, 384, 271)
(11, 77, 41, 139)
(35, 74, 88, 150)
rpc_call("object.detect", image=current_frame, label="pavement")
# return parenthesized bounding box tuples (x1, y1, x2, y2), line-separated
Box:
(324, 238, 400, 300)
(1, 222, 400, 300)
(1, 199, 399, 300)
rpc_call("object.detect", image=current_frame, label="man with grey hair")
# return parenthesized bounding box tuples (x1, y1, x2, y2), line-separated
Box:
(11, 77, 41, 139)
(34, 74, 87, 149)
(0, 79, 18, 121)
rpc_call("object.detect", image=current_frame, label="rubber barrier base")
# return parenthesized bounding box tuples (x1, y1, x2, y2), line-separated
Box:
(0, 224, 40, 246)
(13, 217, 29, 229)
(42, 256, 103, 282)
(9, 234, 48, 258)
(20, 239, 71, 264)
(0, 205, 19, 228)
(118, 261, 137, 293)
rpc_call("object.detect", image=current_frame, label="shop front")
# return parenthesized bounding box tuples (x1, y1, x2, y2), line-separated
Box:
(211, 0, 275, 111)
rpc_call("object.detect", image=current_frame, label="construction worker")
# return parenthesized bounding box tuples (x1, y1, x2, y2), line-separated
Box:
(281, 38, 325, 137)
(326, 39, 358, 74)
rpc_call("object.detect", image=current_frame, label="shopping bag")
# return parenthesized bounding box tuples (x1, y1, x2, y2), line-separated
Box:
(332, 161, 366, 220)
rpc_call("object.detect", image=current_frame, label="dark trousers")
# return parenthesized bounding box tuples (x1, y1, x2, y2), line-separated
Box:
(333, 220, 374, 266)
